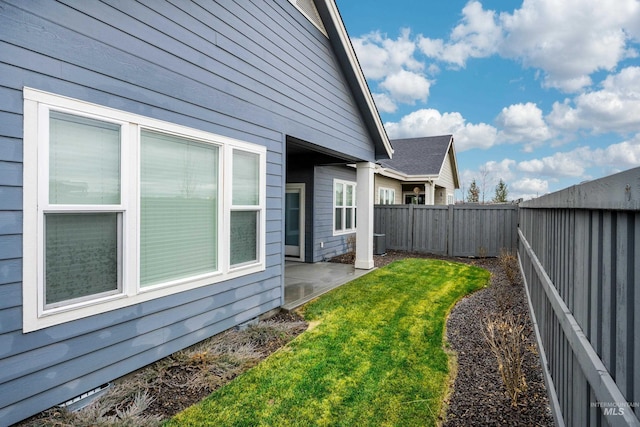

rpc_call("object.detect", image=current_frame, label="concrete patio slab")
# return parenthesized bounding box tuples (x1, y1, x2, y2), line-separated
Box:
(283, 262, 373, 310)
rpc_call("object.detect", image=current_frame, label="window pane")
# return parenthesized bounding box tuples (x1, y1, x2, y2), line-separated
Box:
(230, 211, 258, 265)
(285, 192, 300, 246)
(140, 130, 218, 287)
(335, 207, 343, 230)
(335, 183, 344, 207)
(346, 184, 353, 207)
(45, 213, 120, 306)
(232, 150, 259, 205)
(345, 207, 353, 229)
(49, 111, 120, 204)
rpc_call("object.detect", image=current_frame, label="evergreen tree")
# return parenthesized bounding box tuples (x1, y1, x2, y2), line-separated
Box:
(493, 179, 509, 203)
(467, 179, 480, 203)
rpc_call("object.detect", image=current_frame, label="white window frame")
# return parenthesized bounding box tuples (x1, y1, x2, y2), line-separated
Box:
(447, 194, 454, 205)
(23, 88, 266, 332)
(378, 187, 395, 205)
(333, 179, 356, 235)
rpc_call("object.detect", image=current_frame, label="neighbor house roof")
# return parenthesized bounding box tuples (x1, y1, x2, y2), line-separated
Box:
(377, 135, 460, 188)
(314, 0, 393, 160)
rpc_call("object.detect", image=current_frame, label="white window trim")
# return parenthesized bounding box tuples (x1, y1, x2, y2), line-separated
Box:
(23, 88, 266, 332)
(333, 179, 357, 236)
(378, 187, 395, 205)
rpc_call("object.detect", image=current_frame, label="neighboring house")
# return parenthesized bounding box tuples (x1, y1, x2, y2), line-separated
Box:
(0, 1, 392, 424)
(374, 135, 459, 205)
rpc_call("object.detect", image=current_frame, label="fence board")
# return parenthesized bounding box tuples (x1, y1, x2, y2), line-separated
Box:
(374, 204, 518, 257)
(519, 167, 640, 427)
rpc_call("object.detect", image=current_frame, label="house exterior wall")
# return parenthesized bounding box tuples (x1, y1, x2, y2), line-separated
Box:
(0, 1, 377, 424)
(435, 153, 456, 204)
(374, 175, 402, 204)
(313, 165, 357, 262)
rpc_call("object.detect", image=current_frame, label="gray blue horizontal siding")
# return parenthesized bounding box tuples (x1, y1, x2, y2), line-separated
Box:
(0, 0, 377, 424)
(313, 165, 357, 262)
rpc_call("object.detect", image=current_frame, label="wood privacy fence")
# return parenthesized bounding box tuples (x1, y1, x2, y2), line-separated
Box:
(373, 204, 518, 257)
(519, 167, 640, 427)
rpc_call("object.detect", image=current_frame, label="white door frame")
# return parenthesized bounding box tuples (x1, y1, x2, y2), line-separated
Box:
(285, 183, 305, 261)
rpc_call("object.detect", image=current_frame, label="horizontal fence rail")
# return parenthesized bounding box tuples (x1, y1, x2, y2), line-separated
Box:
(374, 204, 518, 257)
(519, 167, 640, 427)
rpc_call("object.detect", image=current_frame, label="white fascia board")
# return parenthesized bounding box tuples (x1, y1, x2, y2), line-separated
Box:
(375, 165, 438, 182)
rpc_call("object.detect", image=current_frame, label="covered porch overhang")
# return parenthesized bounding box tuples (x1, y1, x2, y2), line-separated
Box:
(285, 136, 376, 269)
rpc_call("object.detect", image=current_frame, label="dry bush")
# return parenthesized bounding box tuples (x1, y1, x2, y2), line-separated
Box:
(20, 315, 307, 427)
(346, 234, 356, 253)
(33, 386, 162, 427)
(499, 248, 519, 285)
(482, 313, 527, 406)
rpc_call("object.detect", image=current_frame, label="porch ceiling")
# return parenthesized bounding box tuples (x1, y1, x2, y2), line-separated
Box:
(286, 136, 358, 166)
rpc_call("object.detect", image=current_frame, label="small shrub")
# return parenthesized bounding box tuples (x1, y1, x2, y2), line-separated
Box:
(482, 313, 527, 407)
(499, 249, 519, 285)
(477, 246, 488, 258)
(346, 234, 356, 253)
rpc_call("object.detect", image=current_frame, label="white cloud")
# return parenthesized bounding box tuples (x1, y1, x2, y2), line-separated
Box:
(372, 93, 397, 114)
(384, 108, 498, 151)
(591, 135, 640, 168)
(518, 148, 590, 177)
(418, 1, 502, 67)
(413, 0, 640, 92)
(511, 177, 549, 199)
(352, 29, 423, 80)
(351, 29, 430, 108)
(496, 102, 552, 146)
(500, 0, 640, 92)
(515, 136, 640, 180)
(483, 159, 517, 182)
(379, 70, 431, 104)
(547, 67, 640, 134)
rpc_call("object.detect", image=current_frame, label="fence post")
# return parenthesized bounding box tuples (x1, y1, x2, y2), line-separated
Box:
(407, 204, 414, 252)
(447, 205, 454, 256)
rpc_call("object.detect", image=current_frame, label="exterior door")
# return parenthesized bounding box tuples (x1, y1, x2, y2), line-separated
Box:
(285, 184, 305, 259)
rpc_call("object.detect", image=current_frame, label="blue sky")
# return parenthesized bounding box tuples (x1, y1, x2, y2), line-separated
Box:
(335, 0, 640, 200)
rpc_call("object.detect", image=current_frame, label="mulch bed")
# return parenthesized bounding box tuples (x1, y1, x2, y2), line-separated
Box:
(332, 250, 554, 426)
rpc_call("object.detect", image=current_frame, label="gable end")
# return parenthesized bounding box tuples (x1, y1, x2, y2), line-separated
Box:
(289, 0, 328, 36)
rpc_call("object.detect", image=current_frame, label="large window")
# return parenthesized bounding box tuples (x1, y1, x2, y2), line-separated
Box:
(334, 179, 356, 234)
(23, 88, 266, 331)
(378, 187, 395, 205)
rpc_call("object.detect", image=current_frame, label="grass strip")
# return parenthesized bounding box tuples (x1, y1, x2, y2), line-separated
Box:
(168, 258, 489, 427)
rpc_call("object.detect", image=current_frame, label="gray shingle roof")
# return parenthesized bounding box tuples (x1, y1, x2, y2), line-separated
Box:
(380, 135, 453, 176)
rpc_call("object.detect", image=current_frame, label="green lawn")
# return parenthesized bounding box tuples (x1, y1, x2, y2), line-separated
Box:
(168, 258, 489, 427)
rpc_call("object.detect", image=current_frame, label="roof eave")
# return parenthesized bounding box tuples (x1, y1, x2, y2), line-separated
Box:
(375, 165, 439, 182)
(315, 0, 393, 160)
